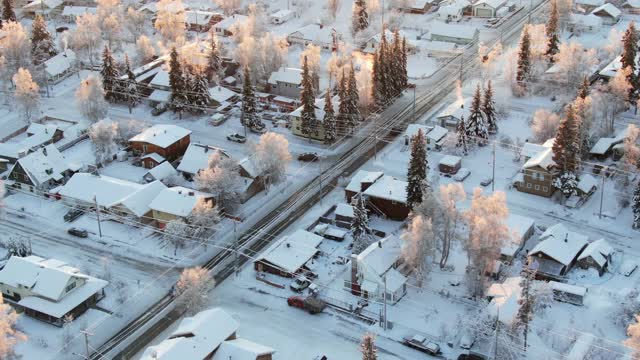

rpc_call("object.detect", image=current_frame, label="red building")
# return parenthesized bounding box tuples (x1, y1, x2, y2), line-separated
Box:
(129, 124, 191, 161)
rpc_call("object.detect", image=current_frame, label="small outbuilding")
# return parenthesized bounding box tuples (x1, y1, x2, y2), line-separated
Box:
(576, 239, 613, 275)
(438, 155, 462, 174)
(590, 3, 621, 25)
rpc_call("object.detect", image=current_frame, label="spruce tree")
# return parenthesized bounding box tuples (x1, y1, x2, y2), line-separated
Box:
(390, 29, 403, 97)
(338, 69, 349, 136)
(2, 0, 16, 22)
(516, 26, 531, 92)
(169, 47, 188, 117)
(621, 22, 638, 100)
(482, 80, 498, 134)
(401, 37, 408, 88)
(323, 90, 337, 144)
(456, 116, 469, 155)
(100, 46, 120, 102)
(552, 104, 580, 198)
(300, 56, 318, 140)
(346, 63, 360, 132)
(186, 66, 211, 114)
(31, 14, 57, 65)
(378, 30, 390, 103)
(406, 128, 428, 209)
(206, 34, 221, 82)
(371, 48, 381, 109)
(578, 76, 590, 99)
(632, 181, 640, 229)
(351, 0, 369, 35)
(351, 193, 372, 255)
(466, 84, 488, 143)
(545, 0, 560, 62)
(241, 66, 258, 130)
(123, 54, 140, 113)
(360, 333, 378, 360)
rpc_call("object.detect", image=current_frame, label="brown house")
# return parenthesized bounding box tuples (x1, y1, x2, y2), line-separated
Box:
(140, 153, 166, 169)
(576, 239, 613, 276)
(438, 155, 462, 174)
(129, 125, 191, 161)
(254, 229, 323, 278)
(515, 147, 556, 197)
(345, 170, 410, 221)
(527, 224, 588, 280)
(7, 144, 76, 192)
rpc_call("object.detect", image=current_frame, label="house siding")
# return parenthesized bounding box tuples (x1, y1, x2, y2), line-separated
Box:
(130, 134, 190, 161)
(516, 166, 555, 197)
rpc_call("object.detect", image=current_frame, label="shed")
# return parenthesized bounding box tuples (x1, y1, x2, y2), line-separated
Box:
(143, 161, 178, 183)
(472, 0, 507, 17)
(590, 3, 621, 24)
(270, 9, 295, 24)
(430, 23, 479, 45)
(335, 203, 355, 223)
(576, 238, 613, 275)
(438, 155, 461, 174)
(549, 281, 587, 305)
(254, 229, 323, 277)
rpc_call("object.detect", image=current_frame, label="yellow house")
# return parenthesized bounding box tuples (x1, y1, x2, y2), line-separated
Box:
(289, 95, 340, 142)
(149, 186, 215, 229)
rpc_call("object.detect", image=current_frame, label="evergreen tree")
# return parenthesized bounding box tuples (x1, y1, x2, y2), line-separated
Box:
(360, 333, 378, 360)
(466, 84, 488, 143)
(401, 37, 408, 88)
(578, 76, 590, 99)
(186, 66, 211, 114)
(338, 69, 349, 136)
(323, 90, 337, 144)
(389, 29, 404, 97)
(552, 104, 580, 198)
(351, 193, 372, 255)
(456, 116, 469, 155)
(516, 26, 531, 91)
(31, 14, 57, 65)
(545, 0, 560, 61)
(633, 181, 640, 229)
(371, 48, 383, 109)
(2, 0, 16, 22)
(621, 22, 638, 100)
(169, 47, 188, 117)
(346, 63, 360, 133)
(100, 46, 121, 102)
(351, 0, 369, 35)
(123, 54, 140, 113)
(206, 34, 221, 82)
(406, 129, 428, 209)
(378, 30, 391, 103)
(300, 56, 318, 140)
(482, 80, 498, 134)
(240, 66, 258, 130)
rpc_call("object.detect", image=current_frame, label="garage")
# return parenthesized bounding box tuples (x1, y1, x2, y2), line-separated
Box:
(474, 6, 494, 17)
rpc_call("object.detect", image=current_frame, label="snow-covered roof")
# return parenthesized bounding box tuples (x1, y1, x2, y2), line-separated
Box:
(149, 89, 171, 103)
(357, 235, 403, 277)
(439, 154, 461, 167)
(290, 95, 341, 122)
(590, 137, 619, 155)
(273, 95, 297, 104)
(473, 0, 507, 9)
(145, 161, 177, 182)
(60, 173, 145, 206)
(577, 238, 613, 267)
(238, 157, 258, 178)
(335, 203, 355, 218)
(422, 40, 459, 52)
(487, 277, 522, 325)
(566, 334, 595, 360)
(522, 141, 552, 159)
(577, 174, 598, 194)
(384, 267, 407, 293)
(139, 0, 183, 14)
(129, 124, 191, 148)
(346, 170, 384, 193)
(437, 97, 471, 119)
(270, 8, 294, 19)
(150, 70, 170, 88)
(13, 145, 72, 187)
(430, 22, 478, 40)
(212, 338, 275, 360)
(119, 180, 167, 217)
(591, 3, 622, 17)
(403, 0, 433, 9)
(549, 281, 587, 296)
(437, 1, 466, 16)
(288, 24, 340, 44)
(177, 143, 229, 175)
(624, 0, 640, 7)
(367, 29, 416, 47)
(599, 54, 640, 78)
(529, 223, 589, 266)
(569, 13, 603, 27)
(405, 123, 448, 142)
(23, 0, 62, 11)
(185, 10, 220, 25)
(61, 6, 96, 17)
(215, 14, 248, 31)
(27, 122, 58, 135)
(141, 152, 166, 164)
(0, 255, 107, 307)
(142, 308, 238, 360)
(268, 67, 303, 86)
(575, 0, 604, 6)
(501, 214, 535, 258)
(209, 86, 238, 103)
(523, 147, 555, 170)
(256, 229, 323, 273)
(363, 175, 408, 203)
(149, 186, 213, 217)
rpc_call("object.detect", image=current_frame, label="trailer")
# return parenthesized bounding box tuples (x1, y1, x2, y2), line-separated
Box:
(402, 335, 441, 355)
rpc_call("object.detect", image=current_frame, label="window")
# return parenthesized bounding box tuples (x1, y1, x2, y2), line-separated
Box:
(543, 186, 548, 192)
(539, 174, 544, 181)
(535, 185, 540, 190)
(143, 144, 148, 153)
(526, 183, 532, 188)
(65, 282, 76, 293)
(531, 172, 538, 180)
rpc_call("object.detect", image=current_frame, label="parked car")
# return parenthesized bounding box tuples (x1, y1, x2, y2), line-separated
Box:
(605, 164, 617, 178)
(68, 227, 88, 238)
(454, 168, 471, 181)
(592, 164, 603, 175)
(226, 133, 247, 143)
(250, 123, 267, 134)
(289, 276, 311, 292)
(458, 354, 485, 360)
(151, 103, 167, 116)
(403, 335, 441, 355)
(56, 26, 69, 33)
(287, 296, 326, 314)
(480, 177, 493, 187)
(621, 260, 638, 277)
(459, 331, 475, 349)
(209, 113, 227, 126)
(274, 119, 289, 128)
(298, 152, 319, 162)
(64, 208, 84, 222)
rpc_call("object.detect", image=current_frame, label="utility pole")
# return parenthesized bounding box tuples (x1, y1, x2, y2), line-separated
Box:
(81, 330, 93, 360)
(459, 53, 464, 82)
(383, 274, 388, 331)
(233, 220, 239, 277)
(494, 308, 500, 360)
(93, 195, 102, 238)
(522, 266, 533, 352)
(598, 170, 606, 219)
(374, 136, 378, 160)
(412, 85, 416, 122)
(492, 140, 496, 193)
(318, 157, 323, 205)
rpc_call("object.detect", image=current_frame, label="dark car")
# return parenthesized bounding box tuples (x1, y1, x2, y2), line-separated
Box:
(68, 228, 88, 238)
(227, 133, 247, 143)
(457, 354, 485, 360)
(64, 208, 84, 222)
(480, 178, 493, 187)
(56, 26, 69, 33)
(298, 152, 319, 162)
(151, 104, 167, 116)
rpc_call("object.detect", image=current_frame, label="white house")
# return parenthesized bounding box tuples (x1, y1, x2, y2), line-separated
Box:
(213, 14, 248, 36)
(270, 9, 295, 24)
(590, 3, 621, 24)
(568, 13, 603, 33)
(287, 24, 342, 51)
(0, 256, 108, 327)
(430, 22, 479, 45)
(44, 49, 77, 84)
(176, 143, 230, 178)
(348, 236, 408, 304)
(254, 229, 323, 277)
(527, 224, 589, 279)
(404, 123, 448, 150)
(436, 97, 472, 128)
(472, 0, 507, 17)
(267, 67, 303, 98)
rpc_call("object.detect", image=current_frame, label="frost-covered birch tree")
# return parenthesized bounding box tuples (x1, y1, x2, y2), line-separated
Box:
(195, 152, 242, 211)
(76, 76, 108, 123)
(174, 267, 214, 316)
(89, 120, 118, 167)
(0, 294, 26, 359)
(251, 132, 292, 190)
(401, 215, 434, 287)
(70, 13, 101, 66)
(13, 68, 40, 122)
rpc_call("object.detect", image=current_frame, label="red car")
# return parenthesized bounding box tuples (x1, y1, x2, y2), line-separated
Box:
(287, 296, 305, 309)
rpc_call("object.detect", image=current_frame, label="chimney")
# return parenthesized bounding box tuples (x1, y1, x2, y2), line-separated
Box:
(188, 191, 195, 196)
(42, 147, 47, 156)
(319, 23, 324, 29)
(378, 241, 382, 248)
(286, 243, 291, 248)
(564, 233, 568, 242)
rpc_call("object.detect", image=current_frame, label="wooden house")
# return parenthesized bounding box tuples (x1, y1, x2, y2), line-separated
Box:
(576, 239, 613, 275)
(515, 144, 556, 197)
(438, 155, 461, 174)
(7, 145, 76, 192)
(253, 229, 323, 278)
(149, 186, 215, 229)
(527, 224, 588, 280)
(129, 124, 191, 161)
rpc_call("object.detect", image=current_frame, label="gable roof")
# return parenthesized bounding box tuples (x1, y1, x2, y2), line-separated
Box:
(255, 229, 323, 273)
(208, 86, 238, 103)
(149, 186, 213, 217)
(60, 173, 145, 207)
(523, 146, 555, 170)
(487, 276, 522, 325)
(118, 180, 167, 217)
(268, 67, 303, 86)
(129, 125, 191, 148)
(363, 175, 408, 203)
(528, 223, 589, 266)
(45, 49, 76, 78)
(436, 97, 471, 119)
(212, 338, 275, 360)
(345, 170, 384, 193)
(473, 0, 507, 9)
(23, 0, 62, 10)
(290, 95, 341, 122)
(13, 144, 72, 187)
(214, 14, 248, 31)
(177, 143, 230, 175)
(577, 238, 613, 267)
(591, 3, 621, 17)
(145, 161, 178, 182)
(288, 24, 340, 43)
(430, 23, 478, 40)
(357, 235, 403, 277)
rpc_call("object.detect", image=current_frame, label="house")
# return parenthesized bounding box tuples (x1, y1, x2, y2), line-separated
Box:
(213, 14, 248, 36)
(527, 223, 589, 279)
(622, 0, 640, 13)
(472, 0, 507, 17)
(335, 203, 355, 223)
(549, 281, 587, 305)
(209, 86, 239, 105)
(139, 0, 183, 20)
(437, 0, 471, 21)
(438, 155, 462, 174)
(273, 96, 299, 112)
(313, 223, 348, 241)
(345, 170, 384, 203)
(270, 9, 295, 24)
(267, 67, 303, 98)
(404, 124, 448, 150)
(486, 277, 522, 325)
(0, 256, 108, 327)
(430, 22, 478, 45)
(287, 24, 342, 51)
(237, 158, 265, 203)
(398, 0, 433, 13)
(347, 236, 407, 303)
(143, 161, 178, 183)
(289, 95, 342, 141)
(362, 29, 417, 54)
(362, 175, 410, 220)
(149, 69, 171, 92)
(576, 238, 613, 275)
(59, 173, 167, 223)
(7, 145, 77, 192)
(567, 13, 603, 33)
(60, 6, 96, 21)
(515, 142, 556, 197)
(22, 0, 63, 17)
(575, 0, 604, 11)
(185, 10, 223, 32)
(149, 186, 215, 228)
(422, 40, 462, 58)
(436, 97, 471, 128)
(254, 229, 323, 277)
(0, 124, 66, 165)
(589, 128, 629, 159)
(598, 54, 640, 80)
(500, 214, 535, 263)
(140, 153, 166, 169)
(177, 143, 230, 179)
(26, 123, 64, 143)
(0, 158, 9, 173)
(129, 124, 191, 161)
(141, 308, 274, 360)
(521, 140, 553, 162)
(590, 3, 621, 25)
(576, 174, 598, 198)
